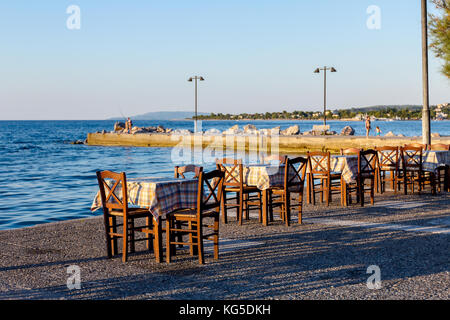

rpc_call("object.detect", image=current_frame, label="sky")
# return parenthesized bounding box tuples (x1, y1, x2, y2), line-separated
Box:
(0, 0, 448, 120)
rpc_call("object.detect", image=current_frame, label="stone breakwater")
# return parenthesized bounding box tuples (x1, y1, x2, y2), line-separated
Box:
(86, 124, 450, 154)
(85, 123, 450, 154)
(111, 122, 353, 137)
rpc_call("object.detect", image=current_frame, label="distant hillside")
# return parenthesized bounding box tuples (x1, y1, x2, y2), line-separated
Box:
(108, 111, 210, 121)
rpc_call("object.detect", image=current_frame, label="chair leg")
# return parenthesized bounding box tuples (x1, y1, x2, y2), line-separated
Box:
(431, 172, 437, 195)
(238, 191, 244, 226)
(306, 173, 311, 204)
(103, 214, 113, 258)
(110, 216, 118, 256)
(298, 192, 303, 224)
(146, 217, 153, 251)
(153, 218, 162, 263)
(122, 217, 128, 262)
(284, 192, 291, 227)
(326, 178, 330, 206)
(188, 221, 194, 256)
(221, 191, 227, 224)
(197, 222, 204, 265)
(165, 219, 172, 263)
(311, 178, 316, 205)
(359, 177, 364, 207)
(213, 216, 219, 260)
(370, 177, 375, 205)
(129, 219, 135, 253)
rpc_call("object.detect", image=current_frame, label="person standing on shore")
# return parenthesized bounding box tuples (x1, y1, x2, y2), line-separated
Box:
(126, 117, 133, 134)
(365, 116, 371, 137)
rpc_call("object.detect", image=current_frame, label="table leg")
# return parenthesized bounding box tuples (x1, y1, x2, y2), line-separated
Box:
(153, 217, 162, 263)
(262, 189, 268, 226)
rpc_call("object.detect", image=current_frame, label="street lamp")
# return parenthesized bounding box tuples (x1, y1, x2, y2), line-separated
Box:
(188, 76, 205, 133)
(314, 66, 337, 126)
(421, 0, 430, 145)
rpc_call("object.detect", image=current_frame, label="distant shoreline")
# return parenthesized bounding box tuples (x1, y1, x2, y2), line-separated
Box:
(182, 118, 449, 122)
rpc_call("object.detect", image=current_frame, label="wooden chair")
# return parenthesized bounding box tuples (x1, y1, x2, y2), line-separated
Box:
(427, 144, 449, 192)
(96, 170, 162, 263)
(307, 151, 344, 206)
(165, 169, 224, 264)
(174, 165, 203, 248)
(345, 150, 379, 207)
(376, 146, 400, 193)
(216, 158, 262, 225)
(174, 165, 203, 179)
(400, 146, 436, 195)
(268, 156, 308, 225)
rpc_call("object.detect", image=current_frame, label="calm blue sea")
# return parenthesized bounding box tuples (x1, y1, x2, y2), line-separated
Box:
(1, 119, 449, 230)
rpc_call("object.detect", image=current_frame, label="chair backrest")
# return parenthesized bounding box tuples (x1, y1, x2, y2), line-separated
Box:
(284, 156, 308, 189)
(404, 143, 427, 151)
(376, 146, 399, 170)
(429, 143, 450, 151)
(174, 165, 203, 179)
(358, 149, 379, 176)
(96, 170, 128, 214)
(307, 151, 330, 175)
(401, 146, 423, 170)
(196, 169, 225, 216)
(216, 158, 243, 188)
(263, 154, 287, 164)
(340, 148, 360, 155)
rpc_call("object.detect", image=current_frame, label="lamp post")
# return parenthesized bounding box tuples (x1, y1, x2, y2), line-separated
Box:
(314, 66, 337, 126)
(421, 0, 430, 145)
(188, 76, 205, 133)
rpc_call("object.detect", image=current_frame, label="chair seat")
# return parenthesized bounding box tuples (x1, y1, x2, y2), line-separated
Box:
(169, 207, 218, 218)
(224, 185, 260, 193)
(109, 207, 151, 217)
(312, 172, 342, 179)
(380, 165, 397, 171)
(271, 185, 303, 193)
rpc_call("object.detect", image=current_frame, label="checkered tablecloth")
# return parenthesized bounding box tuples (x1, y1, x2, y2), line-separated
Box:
(330, 155, 359, 184)
(422, 151, 450, 172)
(91, 177, 199, 220)
(383, 150, 450, 172)
(223, 164, 302, 190)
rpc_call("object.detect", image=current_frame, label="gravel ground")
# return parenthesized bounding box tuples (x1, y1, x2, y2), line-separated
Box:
(0, 190, 449, 300)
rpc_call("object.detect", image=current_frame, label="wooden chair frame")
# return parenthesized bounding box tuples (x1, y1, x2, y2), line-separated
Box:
(96, 170, 162, 263)
(376, 146, 400, 194)
(345, 150, 379, 207)
(307, 151, 344, 206)
(269, 156, 308, 225)
(429, 144, 450, 192)
(165, 170, 224, 264)
(400, 146, 436, 195)
(216, 158, 262, 225)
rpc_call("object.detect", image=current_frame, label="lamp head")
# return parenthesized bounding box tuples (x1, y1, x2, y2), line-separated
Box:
(330, 67, 337, 72)
(199, 77, 205, 81)
(188, 77, 193, 82)
(314, 68, 320, 73)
